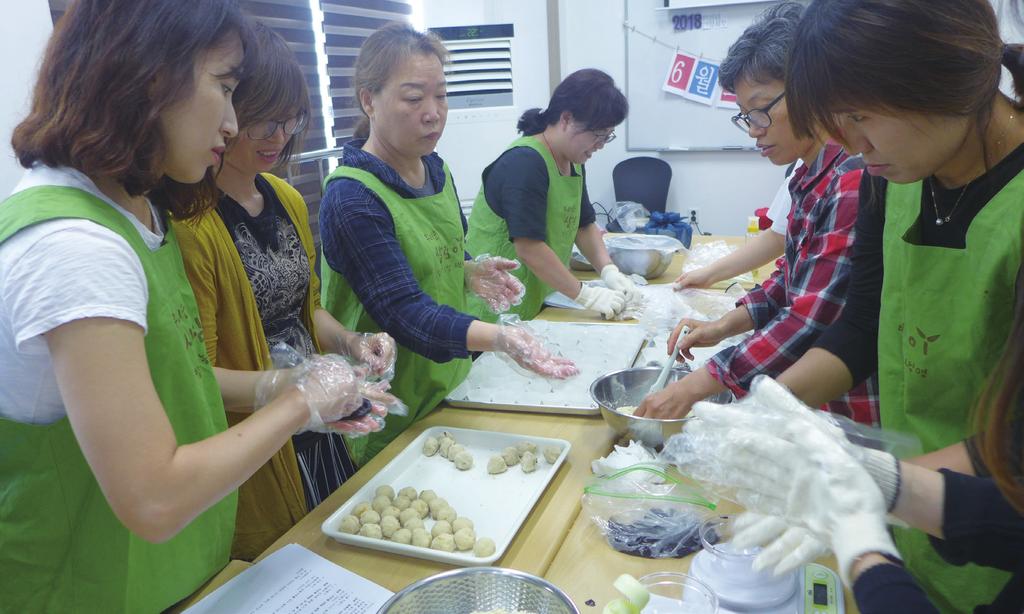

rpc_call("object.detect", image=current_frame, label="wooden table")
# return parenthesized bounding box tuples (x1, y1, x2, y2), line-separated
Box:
(187, 236, 859, 612)
(252, 408, 618, 592)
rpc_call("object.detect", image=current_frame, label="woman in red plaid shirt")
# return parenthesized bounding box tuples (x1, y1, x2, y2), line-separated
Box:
(637, 2, 879, 425)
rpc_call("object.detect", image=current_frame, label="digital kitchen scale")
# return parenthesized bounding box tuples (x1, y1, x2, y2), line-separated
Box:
(688, 515, 844, 614)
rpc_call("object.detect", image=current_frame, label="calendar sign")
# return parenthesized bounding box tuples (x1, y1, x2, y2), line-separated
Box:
(718, 89, 739, 110)
(662, 52, 697, 97)
(683, 59, 720, 106)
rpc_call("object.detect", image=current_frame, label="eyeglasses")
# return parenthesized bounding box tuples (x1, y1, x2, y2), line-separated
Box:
(590, 130, 616, 145)
(245, 113, 309, 140)
(730, 92, 785, 133)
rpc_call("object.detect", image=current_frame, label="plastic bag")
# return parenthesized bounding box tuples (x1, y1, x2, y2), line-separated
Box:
(583, 464, 717, 558)
(659, 375, 922, 512)
(613, 201, 650, 233)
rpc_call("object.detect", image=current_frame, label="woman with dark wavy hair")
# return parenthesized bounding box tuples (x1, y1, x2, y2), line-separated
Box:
(0, 2, 369, 610)
(466, 68, 638, 321)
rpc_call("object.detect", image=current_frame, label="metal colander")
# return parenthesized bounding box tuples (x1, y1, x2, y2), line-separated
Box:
(377, 567, 579, 614)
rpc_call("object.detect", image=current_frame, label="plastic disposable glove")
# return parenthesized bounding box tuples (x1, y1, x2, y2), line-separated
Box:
(731, 512, 829, 577)
(465, 254, 526, 314)
(576, 283, 626, 319)
(600, 264, 644, 303)
(683, 401, 901, 583)
(255, 354, 364, 432)
(340, 331, 397, 379)
(256, 344, 405, 435)
(493, 317, 579, 379)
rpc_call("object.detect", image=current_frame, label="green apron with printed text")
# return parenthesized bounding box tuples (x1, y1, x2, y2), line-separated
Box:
(878, 177, 1023, 612)
(465, 136, 584, 321)
(0, 186, 236, 613)
(320, 166, 472, 466)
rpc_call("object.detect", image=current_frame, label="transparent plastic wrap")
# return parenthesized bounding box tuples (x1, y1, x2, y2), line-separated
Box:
(660, 375, 922, 514)
(674, 287, 742, 321)
(465, 253, 526, 314)
(492, 314, 579, 379)
(605, 234, 685, 280)
(679, 240, 754, 286)
(582, 465, 717, 559)
(613, 201, 650, 233)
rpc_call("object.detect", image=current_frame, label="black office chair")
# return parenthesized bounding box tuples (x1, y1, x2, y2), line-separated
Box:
(612, 156, 673, 214)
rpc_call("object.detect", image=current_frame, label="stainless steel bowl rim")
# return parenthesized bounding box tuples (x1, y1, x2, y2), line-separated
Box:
(589, 366, 693, 425)
(376, 566, 580, 614)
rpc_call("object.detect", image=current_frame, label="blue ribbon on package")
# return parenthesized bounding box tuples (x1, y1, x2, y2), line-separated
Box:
(643, 211, 693, 249)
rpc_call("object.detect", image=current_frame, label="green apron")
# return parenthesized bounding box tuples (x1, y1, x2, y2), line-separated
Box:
(320, 165, 472, 466)
(0, 187, 236, 613)
(465, 136, 584, 321)
(879, 177, 1023, 612)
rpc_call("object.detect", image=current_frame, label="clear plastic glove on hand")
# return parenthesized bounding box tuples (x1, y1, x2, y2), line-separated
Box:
(341, 331, 397, 380)
(493, 316, 579, 379)
(257, 344, 401, 436)
(576, 283, 626, 319)
(465, 253, 526, 314)
(600, 264, 644, 303)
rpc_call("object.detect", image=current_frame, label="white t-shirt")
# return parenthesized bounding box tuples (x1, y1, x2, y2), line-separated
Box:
(0, 166, 163, 424)
(765, 161, 803, 235)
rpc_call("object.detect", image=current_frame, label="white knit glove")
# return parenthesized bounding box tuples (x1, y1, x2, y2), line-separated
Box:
(600, 264, 643, 303)
(681, 380, 901, 584)
(575, 283, 626, 319)
(731, 512, 829, 577)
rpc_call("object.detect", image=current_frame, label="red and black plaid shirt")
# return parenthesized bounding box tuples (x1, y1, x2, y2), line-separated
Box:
(707, 142, 880, 426)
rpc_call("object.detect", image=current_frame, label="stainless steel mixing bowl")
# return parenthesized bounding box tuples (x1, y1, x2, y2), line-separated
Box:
(377, 567, 579, 614)
(590, 366, 733, 447)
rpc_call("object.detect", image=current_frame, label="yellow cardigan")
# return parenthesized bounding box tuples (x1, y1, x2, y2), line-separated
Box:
(173, 173, 322, 560)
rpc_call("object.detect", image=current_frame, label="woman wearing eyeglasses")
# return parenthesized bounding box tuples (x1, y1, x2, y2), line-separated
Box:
(465, 69, 640, 321)
(173, 24, 397, 559)
(637, 2, 878, 426)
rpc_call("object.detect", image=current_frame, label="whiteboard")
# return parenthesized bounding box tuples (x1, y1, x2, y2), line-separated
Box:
(624, 0, 792, 151)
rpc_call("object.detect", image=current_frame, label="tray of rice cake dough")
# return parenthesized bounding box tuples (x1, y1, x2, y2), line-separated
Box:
(445, 320, 649, 415)
(322, 426, 571, 565)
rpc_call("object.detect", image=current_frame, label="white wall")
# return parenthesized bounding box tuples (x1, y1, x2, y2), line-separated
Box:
(425, 0, 551, 205)
(558, 0, 784, 235)
(1, 0, 52, 196)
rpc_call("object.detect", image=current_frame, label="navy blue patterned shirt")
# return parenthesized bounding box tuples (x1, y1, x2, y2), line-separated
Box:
(319, 139, 475, 362)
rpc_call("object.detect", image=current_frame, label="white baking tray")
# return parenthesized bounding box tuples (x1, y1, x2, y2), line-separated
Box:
(446, 321, 649, 415)
(322, 426, 571, 566)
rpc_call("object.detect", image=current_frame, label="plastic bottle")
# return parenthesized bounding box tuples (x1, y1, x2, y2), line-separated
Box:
(745, 215, 761, 279)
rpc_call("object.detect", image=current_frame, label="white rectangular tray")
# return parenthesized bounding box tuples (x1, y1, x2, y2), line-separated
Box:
(446, 321, 649, 415)
(322, 426, 571, 566)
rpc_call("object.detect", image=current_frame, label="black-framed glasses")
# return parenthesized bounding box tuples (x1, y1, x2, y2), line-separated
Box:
(245, 113, 309, 140)
(730, 92, 785, 133)
(590, 129, 616, 145)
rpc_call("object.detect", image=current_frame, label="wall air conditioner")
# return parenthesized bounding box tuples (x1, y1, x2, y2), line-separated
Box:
(431, 24, 520, 215)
